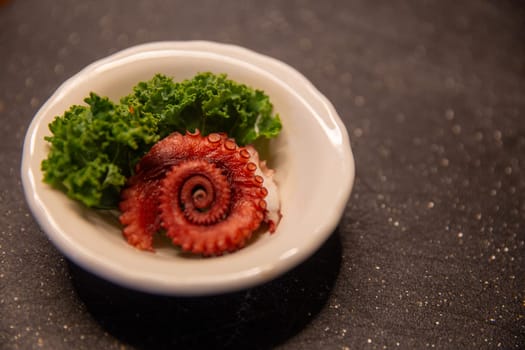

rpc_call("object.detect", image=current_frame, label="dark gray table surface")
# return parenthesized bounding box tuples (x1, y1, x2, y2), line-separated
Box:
(1, 0, 524, 349)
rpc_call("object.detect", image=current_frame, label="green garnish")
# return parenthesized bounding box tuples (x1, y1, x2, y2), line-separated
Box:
(41, 72, 282, 209)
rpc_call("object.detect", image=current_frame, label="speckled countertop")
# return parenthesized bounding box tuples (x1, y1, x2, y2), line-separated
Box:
(1, 0, 524, 349)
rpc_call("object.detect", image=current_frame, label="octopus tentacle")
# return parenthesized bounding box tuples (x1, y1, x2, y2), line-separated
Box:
(119, 130, 272, 255)
(119, 178, 161, 251)
(162, 159, 231, 226)
(159, 160, 265, 255)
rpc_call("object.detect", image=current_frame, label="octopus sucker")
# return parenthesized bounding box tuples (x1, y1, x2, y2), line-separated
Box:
(224, 139, 237, 151)
(118, 129, 281, 255)
(239, 149, 251, 159)
(207, 133, 222, 143)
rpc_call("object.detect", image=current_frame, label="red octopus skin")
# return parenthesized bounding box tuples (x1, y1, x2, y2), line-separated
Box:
(118, 130, 269, 255)
(119, 178, 161, 251)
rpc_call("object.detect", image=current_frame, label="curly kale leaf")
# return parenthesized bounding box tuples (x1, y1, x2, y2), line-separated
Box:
(41, 93, 159, 208)
(122, 73, 282, 145)
(42, 73, 282, 208)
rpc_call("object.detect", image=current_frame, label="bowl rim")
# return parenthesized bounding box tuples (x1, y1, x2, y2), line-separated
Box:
(21, 41, 355, 295)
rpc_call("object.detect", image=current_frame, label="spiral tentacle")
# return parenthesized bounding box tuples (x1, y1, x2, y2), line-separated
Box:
(118, 130, 270, 254)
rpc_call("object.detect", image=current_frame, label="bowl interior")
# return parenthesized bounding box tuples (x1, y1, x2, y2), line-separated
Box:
(22, 42, 354, 295)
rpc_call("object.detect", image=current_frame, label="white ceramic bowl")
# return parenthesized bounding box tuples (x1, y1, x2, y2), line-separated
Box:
(21, 41, 355, 295)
